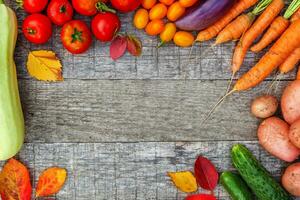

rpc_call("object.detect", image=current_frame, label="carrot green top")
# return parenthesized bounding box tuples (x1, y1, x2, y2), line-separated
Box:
(284, 0, 300, 19)
(251, 0, 273, 15)
(0, 0, 4, 5)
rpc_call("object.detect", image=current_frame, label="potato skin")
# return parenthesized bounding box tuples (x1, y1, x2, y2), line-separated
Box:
(251, 95, 278, 118)
(289, 119, 300, 148)
(258, 117, 300, 162)
(282, 163, 300, 196)
(281, 80, 300, 124)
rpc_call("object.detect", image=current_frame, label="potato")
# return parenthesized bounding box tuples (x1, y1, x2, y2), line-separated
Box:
(289, 118, 300, 148)
(282, 163, 300, 196)
(251, 95, 278, 118)
(281, 80, 300, 124)
(258, 117, 300, 162)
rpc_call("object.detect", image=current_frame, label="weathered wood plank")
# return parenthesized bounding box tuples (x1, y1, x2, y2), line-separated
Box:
(1, 141, 296, 200)
(9, 0, 297, 80)
(20, 79, 289, 142)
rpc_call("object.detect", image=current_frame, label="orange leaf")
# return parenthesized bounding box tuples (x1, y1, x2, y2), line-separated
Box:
(0, 158, 32, 200)
(35, 167, 67, 197)
(167, 171, 198, 193)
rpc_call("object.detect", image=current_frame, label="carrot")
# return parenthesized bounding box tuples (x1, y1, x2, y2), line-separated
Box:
(297, 66, 300, 80)
(196, 0, 258, 42)
(279, 47, 300, 74)
(291, 7, 300, 22)
(251, 0, 300, 52)
(233, 19, 300, 91)
(215, 0, 272, 45)
(232, 0, 284, 75)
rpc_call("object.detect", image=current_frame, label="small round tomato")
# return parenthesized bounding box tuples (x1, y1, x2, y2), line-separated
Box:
(141, 0, 156, 9)
(133, 8, 149, 29)
(72, 0, 107, 16)
(23, 0, 48, 13)
(159, 0, 174, 6)
(91, 12, 121, 42)
(149, 3, 167, 20)
(173, 31, 194, 47)
(160, 22, 176, 43)
(110, 0, 141, 13)
(22, 14, 52, 44)
(47, 0, 73, 26)
(145, 19, 164, 36)
(61, 20, 92, 54)
(167, 1, 185, 21)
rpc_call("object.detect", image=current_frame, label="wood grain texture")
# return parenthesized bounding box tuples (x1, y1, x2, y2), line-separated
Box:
(1, 141, 296, 200)
(19, 79, 289, 142)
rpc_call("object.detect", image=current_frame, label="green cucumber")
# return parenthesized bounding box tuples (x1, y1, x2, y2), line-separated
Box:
(220, 171, 253, 200)
(231, 144, 291, 200)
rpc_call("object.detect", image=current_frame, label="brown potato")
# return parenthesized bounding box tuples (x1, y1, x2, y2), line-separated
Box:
(282, 163, 300, 196)
(281, 80, 300, 124)
(289, 119, 300, 148)
(251, 95, 278, 118)
(258, 117, 300, 162)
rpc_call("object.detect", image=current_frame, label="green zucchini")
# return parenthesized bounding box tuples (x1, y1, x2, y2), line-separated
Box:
(231, 144, 292, 200)
(0, 0, 25, 160)
(220, 171, 253, 200)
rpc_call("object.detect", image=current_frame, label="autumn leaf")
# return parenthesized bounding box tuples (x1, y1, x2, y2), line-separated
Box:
(127, 35, 142, 57)
(194, 156, 219, 191)
(167, 171, 198, 193)
(0, 158, 32, 200)
(110, 35, 128, 60)
(27, 50, 63, 81)
(35, 167, 67, 197)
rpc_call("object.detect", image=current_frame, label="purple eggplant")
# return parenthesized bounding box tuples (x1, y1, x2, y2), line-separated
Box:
(175, 0, 234, 31)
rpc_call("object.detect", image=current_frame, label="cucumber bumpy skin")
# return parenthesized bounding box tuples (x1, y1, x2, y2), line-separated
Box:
(0, 0, 25, 160)
(231, 144, 292, 200)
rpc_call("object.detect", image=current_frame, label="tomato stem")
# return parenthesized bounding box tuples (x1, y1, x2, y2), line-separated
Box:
(96, 2, 116, 13)
(27, 28, 36, 35)
(60, 5, 67, 13)
(71, 28, 83, 43)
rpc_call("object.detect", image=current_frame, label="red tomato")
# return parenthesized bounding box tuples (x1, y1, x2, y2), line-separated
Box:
(23, 0, 48, 13)
(22, 14, 52, 44)
(186, 194, 217, 200)
(91, 12, 120, 42)
(72, 0, 107, 16)
(47, 0, 73, 26)
(61, 20, 92, 54)
(110, 0, 141, 12)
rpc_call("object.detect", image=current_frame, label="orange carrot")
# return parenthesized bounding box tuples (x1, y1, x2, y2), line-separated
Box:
(196, 0, 258, 42)
(291, 7, 300, 22)
(233, 19, 300, 91)
(232, 0, 284, 74)
(251, 0, 300, 52)
(215, 0, 272, 45)
(297, 66, 300, 80)
(279, 47, 300, 74)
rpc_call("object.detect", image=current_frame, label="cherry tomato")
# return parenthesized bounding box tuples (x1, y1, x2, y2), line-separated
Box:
(179, 0, 198, 7)
(61, 20, 92, 54)
(22, 14, 52, 44)
(47, 0, 73, 26)
(133, 8, 149, 29)
(72, 0, 106, 16)
(141, 0, 156, 9)
(167, 1, 185, 21)
(145, 19, 164, 36)
(160, 22, 176, 43)
(149, 3, 167, 20)
(110, 0, 141, 13)
(91, 12, 121, 42)
(173, 31, 194, 47)
(23, 0, 48, 13)
(159, 0, 174, 6)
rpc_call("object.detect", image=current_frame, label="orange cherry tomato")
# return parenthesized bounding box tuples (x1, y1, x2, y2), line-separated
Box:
(159, 0, 174, 6)
(179, 0, 198, 7)
(167, 1, 185, 21)
(142, 0, 157, 9)
(133, 8, 149, 29)
(149, 3, 168, 20)
(173, 31, 194, 47)
(145, 19, 165, 36)
(160, 22, 176, 43)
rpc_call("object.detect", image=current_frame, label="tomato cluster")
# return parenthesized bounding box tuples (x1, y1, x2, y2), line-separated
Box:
(133, 0, 197, 47)
(21, 0, 141, 54)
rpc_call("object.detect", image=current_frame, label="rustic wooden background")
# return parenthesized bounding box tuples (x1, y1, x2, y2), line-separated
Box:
(1, 0, 299, 199)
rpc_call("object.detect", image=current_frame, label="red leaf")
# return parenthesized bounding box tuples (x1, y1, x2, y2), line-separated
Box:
(185, 194, 217, 200)
(127, 35, 142, 57)
(110, 36, 127, 60)
(0, 159, 32, 200)
(194, 156, 219, 191)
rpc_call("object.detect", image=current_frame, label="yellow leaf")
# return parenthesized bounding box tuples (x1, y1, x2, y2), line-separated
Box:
(168, 171, 198, 193)
(27, 50, 63, 81)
